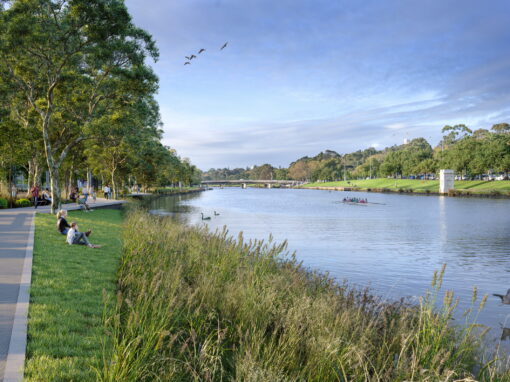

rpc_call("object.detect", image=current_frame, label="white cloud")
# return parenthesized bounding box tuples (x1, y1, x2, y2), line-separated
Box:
(385, 123, 406, 130)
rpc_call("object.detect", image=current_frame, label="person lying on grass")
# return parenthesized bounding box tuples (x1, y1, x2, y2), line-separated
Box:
(56, 210, 92, 236)
(66, 222, 101, 248)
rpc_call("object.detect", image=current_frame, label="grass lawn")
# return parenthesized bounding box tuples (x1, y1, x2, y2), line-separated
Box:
(25, 208, 123, 381)
(304, 178, 510, 194)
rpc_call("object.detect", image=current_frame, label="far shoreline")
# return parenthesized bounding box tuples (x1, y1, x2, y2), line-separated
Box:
(301, 185, 510, 199)
(299, 178, 510, 199)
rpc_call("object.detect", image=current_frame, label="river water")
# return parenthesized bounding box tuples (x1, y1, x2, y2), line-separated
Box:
(149, 187, 510, 347)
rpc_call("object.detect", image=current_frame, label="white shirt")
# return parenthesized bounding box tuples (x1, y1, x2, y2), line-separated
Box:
(66, 228, 76, 245)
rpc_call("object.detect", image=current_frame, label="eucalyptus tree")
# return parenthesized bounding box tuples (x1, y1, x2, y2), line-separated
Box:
(491, 123, 510, 134)
(86, 93, 162, 198)
(0, 0, 158, 213)
(440, 124, 472, 149)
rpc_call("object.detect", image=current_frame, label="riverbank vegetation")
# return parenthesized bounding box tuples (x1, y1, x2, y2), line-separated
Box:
(202, 124, 510, 185)
(0, 1, 199, 212)
(26, 209, 122, 381)
(98, 209, 508, 381)
(305, 178, 510, 195)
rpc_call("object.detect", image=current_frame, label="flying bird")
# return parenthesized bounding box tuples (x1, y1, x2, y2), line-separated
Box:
(190, 54, 197, 60)
(198, 48, 205, 54)
(184, 62, 190, 65)
(493, 289, 510, 304)
(220, 42, 228, 50)
(185, 56, 191, 60)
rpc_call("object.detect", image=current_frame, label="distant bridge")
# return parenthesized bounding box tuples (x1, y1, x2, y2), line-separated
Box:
(201, 180, 305, 188)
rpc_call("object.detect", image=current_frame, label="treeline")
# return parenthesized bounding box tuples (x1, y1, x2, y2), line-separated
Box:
(202, 124, 510, 182)
(0, 0, 199, 213)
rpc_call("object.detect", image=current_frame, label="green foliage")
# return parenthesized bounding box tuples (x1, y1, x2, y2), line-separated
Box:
(0, 197, 7, 208)
(305, 178, 510, 194)
(0, 0, 196, 204)
(15, 198, 31, 207)
(98, 211, 500, 381)
(25, 209, 123, 382)
(203, 124, 510, 183)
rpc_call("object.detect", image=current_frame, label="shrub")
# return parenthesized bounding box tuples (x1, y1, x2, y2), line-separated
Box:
(0, 198, 7, 209)
(15, 198, 32, 207)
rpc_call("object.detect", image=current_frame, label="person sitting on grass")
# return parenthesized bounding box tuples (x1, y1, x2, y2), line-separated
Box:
(56, 210, 92, 236)
(66, 222, 100, 248)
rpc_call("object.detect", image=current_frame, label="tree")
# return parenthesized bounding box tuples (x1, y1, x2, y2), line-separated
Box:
(288, 160, 319, 181)
(491, 123, 510, 134)
(249, 164, 274, 180)
(440, 124, 472, 149)
(274, 168, 288, 180)
(0, 0, 158, 213)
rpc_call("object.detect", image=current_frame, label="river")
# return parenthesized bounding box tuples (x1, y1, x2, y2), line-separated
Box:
(148, 187, 510, 347)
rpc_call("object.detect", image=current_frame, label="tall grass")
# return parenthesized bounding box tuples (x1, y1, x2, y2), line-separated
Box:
(99, 210, 508, 381)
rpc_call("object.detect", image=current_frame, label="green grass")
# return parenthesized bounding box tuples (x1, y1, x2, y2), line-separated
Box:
(304, 178, 510, 194)
(25, 208, 123, 381)
(98, 210, 505, 381)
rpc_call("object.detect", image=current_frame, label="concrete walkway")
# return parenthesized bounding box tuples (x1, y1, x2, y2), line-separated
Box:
(0, 198, 125, 382)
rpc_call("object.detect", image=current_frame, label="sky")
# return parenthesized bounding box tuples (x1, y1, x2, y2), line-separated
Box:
(124, 0, 510, 170)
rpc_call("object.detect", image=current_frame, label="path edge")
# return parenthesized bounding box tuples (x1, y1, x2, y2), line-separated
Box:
(3, 212, 35, 382)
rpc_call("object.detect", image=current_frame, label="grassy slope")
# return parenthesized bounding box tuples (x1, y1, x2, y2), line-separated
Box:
(304, 178, 510, 193)
(25, 208, 122, 381)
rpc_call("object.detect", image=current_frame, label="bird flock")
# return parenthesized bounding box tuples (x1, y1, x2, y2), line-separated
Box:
(201, 211, 220, 220)
(184, 42, 228, 66)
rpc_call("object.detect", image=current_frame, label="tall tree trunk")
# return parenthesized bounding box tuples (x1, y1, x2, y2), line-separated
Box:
(49, 165, 61, 214)
(28, 160, 33, 190)
(111, 171, 117, 200)
(28, 157, 40, 190)
(67, 168, 73, 197)
(8, 164, 14, 207)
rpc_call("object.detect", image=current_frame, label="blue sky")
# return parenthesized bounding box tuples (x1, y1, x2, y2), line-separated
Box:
(125, 0, 510, 170)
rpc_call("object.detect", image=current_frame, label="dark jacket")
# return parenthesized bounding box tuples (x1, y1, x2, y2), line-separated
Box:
(57, 217, 70, 233)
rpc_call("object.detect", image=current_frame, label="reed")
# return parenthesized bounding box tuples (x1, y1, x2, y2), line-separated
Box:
(98, 210, 510, 381)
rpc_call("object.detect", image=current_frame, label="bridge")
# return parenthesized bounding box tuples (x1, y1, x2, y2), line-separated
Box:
(201, 180, 305, 189)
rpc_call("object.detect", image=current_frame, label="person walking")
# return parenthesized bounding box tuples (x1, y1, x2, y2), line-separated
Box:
(30, 184, 40, 209)
(103, 185, 110, 200)
(82, 186, 90, 203)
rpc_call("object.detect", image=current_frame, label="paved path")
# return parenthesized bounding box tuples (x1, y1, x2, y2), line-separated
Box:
(0, 209, 33, 382)
(0, 198, 125, 381)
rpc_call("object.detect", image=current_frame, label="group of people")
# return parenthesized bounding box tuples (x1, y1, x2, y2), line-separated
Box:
(56, 210, 101, 248)
(29, 184, 112, 208)
(30, 185, 52, 208)
(343, 197, 368, 204)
